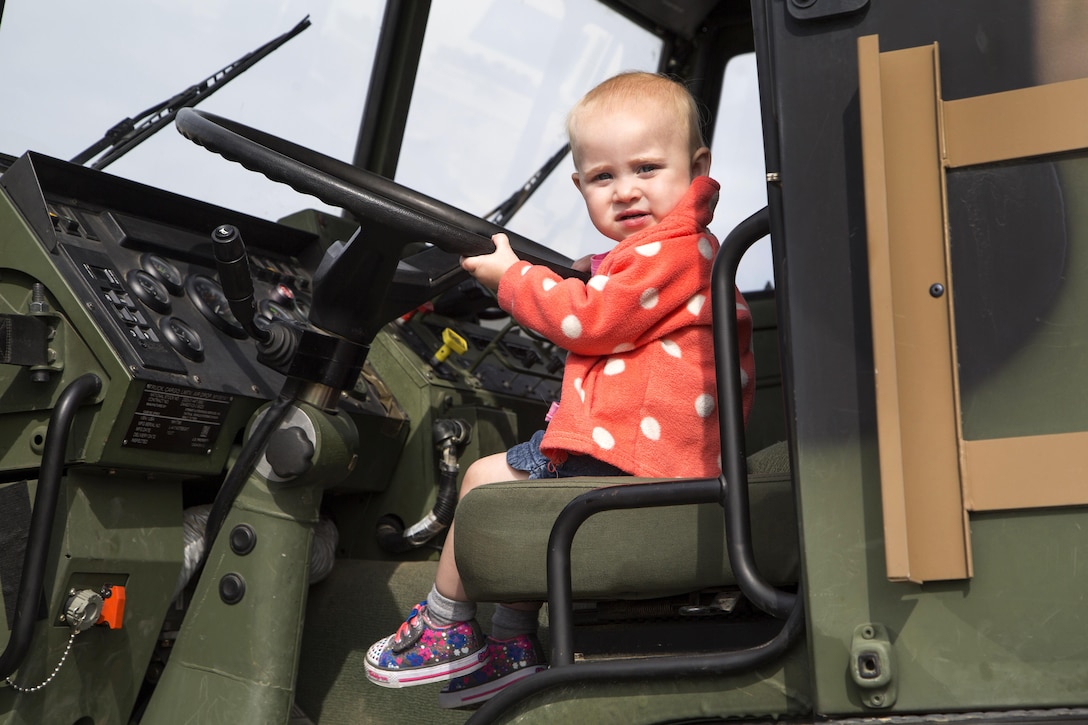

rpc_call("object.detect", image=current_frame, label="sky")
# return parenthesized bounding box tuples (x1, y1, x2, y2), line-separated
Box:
(0, 0, 771, 291)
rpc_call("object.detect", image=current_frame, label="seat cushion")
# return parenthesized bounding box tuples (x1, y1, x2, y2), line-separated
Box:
(455, 442, 798, 602)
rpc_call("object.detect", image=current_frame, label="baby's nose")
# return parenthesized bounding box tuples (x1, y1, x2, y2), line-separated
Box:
(613, 177, 641, 201)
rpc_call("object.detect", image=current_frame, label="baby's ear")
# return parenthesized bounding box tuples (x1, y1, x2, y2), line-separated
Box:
(571, 172, 584, 193)
(691, 147, 711, 178)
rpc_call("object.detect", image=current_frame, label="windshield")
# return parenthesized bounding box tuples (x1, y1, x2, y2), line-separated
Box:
(398, 6, 770, 290)
(394, 0, 661, 267)
(0, 0, 771, 290)
(0, 0, 381, 219)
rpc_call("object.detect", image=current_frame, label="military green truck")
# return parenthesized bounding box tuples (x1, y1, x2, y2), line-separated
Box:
(2, 0, 1088, 723)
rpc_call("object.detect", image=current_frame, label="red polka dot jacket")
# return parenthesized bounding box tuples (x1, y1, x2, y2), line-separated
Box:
(497, 176, 756, 478)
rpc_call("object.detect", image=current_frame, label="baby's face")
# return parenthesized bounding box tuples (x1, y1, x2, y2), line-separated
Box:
(572, 104, 708, 242)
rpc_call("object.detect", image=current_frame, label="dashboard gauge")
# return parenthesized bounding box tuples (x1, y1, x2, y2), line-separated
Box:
(159, 316, 204, 362)
(185, 274, 247, 339)
(140, 253, 184, 295)
(126, 269, 171, 314)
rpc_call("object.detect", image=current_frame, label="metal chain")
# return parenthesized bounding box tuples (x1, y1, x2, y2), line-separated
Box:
(4, 629, 79, 693)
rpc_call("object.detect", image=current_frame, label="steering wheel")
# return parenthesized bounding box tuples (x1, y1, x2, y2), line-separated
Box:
(175, 109, 583, 344)
(174, 109, 580, 270)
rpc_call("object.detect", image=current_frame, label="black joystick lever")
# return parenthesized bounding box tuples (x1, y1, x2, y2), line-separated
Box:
(212, 225, 271, 343)
(210, 224, 368, 389)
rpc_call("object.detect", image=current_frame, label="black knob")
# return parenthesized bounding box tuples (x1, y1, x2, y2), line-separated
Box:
(265, 426, 315, 479)
(229, 524, 257, 555)
(219, 573, 246, 605)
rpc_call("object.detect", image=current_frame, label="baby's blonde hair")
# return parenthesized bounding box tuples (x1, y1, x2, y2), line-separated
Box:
(567, 71, 706, 165)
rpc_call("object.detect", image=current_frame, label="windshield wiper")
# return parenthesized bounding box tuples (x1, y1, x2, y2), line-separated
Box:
(485, 143, 570, 226)
(71, 15, 311, 170)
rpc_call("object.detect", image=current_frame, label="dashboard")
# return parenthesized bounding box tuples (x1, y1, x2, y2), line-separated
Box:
(0, 152, 561, 476)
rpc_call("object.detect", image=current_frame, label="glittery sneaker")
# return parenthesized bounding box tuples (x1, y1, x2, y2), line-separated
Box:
(365, 601, 489, 688)
(437, 634, 547, 708)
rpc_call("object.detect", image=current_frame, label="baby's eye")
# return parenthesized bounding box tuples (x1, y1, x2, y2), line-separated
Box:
(637, 164, 659, 174)
(592, 172, 612, 182)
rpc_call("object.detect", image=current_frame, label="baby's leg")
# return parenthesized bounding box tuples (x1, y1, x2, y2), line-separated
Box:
(365, 453, 525, 689)
(435, 454, 547, 708)
(365, 451, 542, 693)
(435, 452, 527, 601)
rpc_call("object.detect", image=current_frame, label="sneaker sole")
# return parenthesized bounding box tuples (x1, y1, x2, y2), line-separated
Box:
(437, 664, 546, 708)
(366, 648, 490, 688)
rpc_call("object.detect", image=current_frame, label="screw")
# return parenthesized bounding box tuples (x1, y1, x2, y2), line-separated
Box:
(30, 283, 49, 314)
(930, 283, 945, 298)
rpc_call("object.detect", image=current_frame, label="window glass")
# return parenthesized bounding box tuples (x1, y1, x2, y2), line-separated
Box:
(0, 0, 382, 221)
(394, 0, 661, 264)
(710, 52, 772, 292)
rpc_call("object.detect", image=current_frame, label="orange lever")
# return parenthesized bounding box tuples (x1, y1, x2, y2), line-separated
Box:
(97, 585, 126, 629)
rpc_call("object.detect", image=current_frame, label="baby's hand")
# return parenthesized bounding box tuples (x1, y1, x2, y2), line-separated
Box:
(571, 254, 594, 273)
(461, 233, 522, 291)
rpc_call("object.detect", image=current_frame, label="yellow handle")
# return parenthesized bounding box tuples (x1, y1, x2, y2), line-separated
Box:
(432, 328, 468, 365)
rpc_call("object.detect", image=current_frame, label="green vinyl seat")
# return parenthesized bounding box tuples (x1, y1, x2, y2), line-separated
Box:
(455, 442, 798, 603)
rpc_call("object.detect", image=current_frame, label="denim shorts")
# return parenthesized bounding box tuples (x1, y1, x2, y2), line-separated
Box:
(506, 430, 630, 479)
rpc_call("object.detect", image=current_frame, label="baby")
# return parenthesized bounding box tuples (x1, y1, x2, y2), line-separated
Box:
(366, 70, 756, 708)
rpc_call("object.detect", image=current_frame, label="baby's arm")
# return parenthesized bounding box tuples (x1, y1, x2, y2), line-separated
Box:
(460, 233, 521, 291)
(500, 241, 710, 356)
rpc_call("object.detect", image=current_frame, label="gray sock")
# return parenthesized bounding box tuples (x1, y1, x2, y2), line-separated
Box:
(490, 604, 540, 641)
(425, 584, 476, 626)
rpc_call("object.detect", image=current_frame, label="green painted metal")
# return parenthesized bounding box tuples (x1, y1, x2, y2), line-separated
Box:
(0, 473, 182, 724)
(141, 402, 357, 724)
(759, 0, 1088, 715)
(498, 645, 811, 725)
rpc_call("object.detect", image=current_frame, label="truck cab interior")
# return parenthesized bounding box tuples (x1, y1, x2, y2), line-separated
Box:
(5, 1, 1088, 724)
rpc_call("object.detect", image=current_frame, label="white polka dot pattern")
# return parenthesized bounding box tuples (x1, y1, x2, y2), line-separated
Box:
(698, 236, 714, 260)
(661, 339, 681, 358)
(603, 359, 625, 375)
(561, 315, 582, 339)
(492, 177, 752, 480)
(695, 393, 715, 418)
